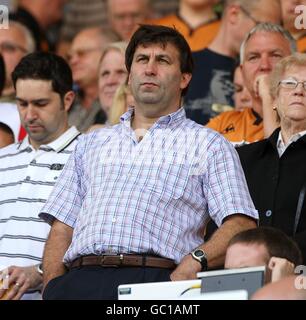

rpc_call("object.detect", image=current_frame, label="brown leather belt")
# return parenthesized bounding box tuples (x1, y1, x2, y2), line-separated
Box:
(69, 254, 176, 270)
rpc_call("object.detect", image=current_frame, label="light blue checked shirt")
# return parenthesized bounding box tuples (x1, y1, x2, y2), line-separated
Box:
(40, 108, 258, 264)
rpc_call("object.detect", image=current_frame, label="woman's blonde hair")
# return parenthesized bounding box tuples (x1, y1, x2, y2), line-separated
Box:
(108, 83, 132, 125)
(99, 41, 128, 68)
(269, 53, 306, 100)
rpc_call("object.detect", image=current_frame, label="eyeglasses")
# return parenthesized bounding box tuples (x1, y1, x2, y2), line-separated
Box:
(0, 42, 28, 54)
(67, 47, 102, 61)
(279, 79, 306, 91)
(239, 5, 261, 25)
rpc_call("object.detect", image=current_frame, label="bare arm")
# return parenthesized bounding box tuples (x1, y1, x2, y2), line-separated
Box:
(171, 214, 257, 281)
(256, 75, 279, 138)
(42, 219, 73, 290)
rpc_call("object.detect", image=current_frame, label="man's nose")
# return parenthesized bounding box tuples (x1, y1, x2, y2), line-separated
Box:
(259, 55, 272, 72)
(144, 60, 157, 75)
(25, 105, 38, 121)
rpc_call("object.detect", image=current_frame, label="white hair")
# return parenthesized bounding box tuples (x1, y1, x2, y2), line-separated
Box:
(9, 21, 35, 53)
(240, 23, 297, 64)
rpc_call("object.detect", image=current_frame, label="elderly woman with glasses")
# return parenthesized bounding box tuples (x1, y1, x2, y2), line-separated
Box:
(237, 53, 306, 264)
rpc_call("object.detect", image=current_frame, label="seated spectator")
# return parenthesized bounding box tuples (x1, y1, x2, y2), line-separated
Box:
(183, 0, 281, 125)
(94, 41, 128, 125)
(233, 65, 253, 112)
(280, 0, 306, 53)
(151, 0, 221, 52)
(10, 0, 66, 51)
(88, 83, 134, 132)
(0, 122, 14, 148)
(0, 52, 81, 300)
(252, 275, 306, 300)
(57, 0, 108, 57)
(225, 227, 302, 283)
(0, 21, 35, 101)
(67, 27, 119, 132)
(107, 0, 151, 41)
(108, 83, 134, 125)
(206, 23, 296, 145)
(238, 53, 306, 264)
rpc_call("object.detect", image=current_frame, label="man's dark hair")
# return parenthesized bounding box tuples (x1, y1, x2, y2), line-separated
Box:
(12, 52, 73, 100)
(125, 24, 193, 96)
(229, 227, 303, 267)
(0, 54, 5, 96)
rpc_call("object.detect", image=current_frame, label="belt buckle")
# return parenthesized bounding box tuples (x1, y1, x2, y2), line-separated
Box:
(100, 253, 121, 268)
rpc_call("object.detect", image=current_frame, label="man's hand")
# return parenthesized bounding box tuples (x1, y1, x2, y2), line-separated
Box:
(268, 257, 295, 283)
(0, 265, 42, 300)
(170, 254, 202, 281)
(254, 74, 270, 100)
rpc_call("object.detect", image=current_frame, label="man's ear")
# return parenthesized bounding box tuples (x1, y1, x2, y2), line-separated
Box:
(63, 91, 75, 112)
(180, 73, 192, 90)
(227, 4, 241, 25)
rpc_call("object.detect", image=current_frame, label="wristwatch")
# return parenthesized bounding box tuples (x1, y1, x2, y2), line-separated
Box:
(36, 263, 43, 275)
(190, 249, 208, 271)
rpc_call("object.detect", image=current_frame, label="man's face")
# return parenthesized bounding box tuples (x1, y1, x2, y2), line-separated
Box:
(233, 67, 252, 111)
(241, 32, 292, 98)
(98, 49, 128, 114)
(108, 0, 147, 41)
(229, 0, 281, 55)
(68, 31, 104, 87)
(275, 65, 306, 124)
(225, 243, 270, 269)
(128, 43, 191, 117)
(0, 26, 28, 92)
(16, 79, 73, 149)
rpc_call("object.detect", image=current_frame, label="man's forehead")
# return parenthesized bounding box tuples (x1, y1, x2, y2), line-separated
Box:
(16, 79, 53, 92)
(0, 27, 25, 43)
(245, 32, 290, 53)
(134, 42, 178, 54)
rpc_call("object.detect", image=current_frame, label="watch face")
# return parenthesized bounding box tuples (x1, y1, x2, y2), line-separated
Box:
(194, 250, 204, 258)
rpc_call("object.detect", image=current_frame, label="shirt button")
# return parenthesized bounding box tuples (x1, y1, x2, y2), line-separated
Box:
(25, 176, 31, 181)
(112, 218, 116, 223)
(265, 210, 272, 217)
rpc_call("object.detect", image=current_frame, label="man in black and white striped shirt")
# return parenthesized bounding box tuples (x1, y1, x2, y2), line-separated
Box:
(0, 52, 81, 300)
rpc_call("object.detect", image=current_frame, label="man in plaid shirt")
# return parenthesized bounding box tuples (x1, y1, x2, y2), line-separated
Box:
(40, 24, 258, 300)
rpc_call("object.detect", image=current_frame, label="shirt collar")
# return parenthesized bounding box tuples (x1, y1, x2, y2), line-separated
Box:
(17, 126, 80, 153)
(277, 129, 306, 157)
(120, 107, 186, 129)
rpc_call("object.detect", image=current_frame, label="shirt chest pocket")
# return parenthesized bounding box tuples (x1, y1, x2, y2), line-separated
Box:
(145, 162, 190, 200)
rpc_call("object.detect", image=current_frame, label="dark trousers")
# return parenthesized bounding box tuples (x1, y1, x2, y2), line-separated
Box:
(43, 266, 172, 300)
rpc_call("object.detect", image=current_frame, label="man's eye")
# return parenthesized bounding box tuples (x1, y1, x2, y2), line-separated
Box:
(136, 57, 147, 62)
(248, 55, 258, 61)
(235, 86, 243, 93)
(36, 102, 48, 107)
(159, 59, 169, 64)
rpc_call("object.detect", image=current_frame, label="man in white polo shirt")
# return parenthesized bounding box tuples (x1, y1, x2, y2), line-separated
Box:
(0, 52, 81, 300)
